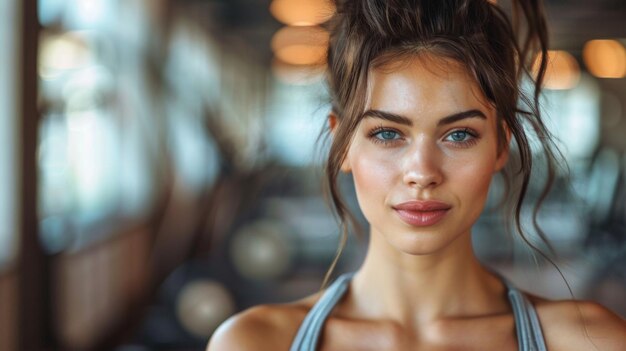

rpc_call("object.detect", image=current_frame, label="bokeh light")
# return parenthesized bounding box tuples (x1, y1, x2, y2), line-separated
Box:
(534, 50, 581, 90)
(269, 0, 335, 26)
(230, 220, 294, 280)
(271, 26, 329, 66)
(176, 280, 236, 338)
(38, 31, 92, 79)
(583, 39, 626, 79)
(271, 58, 324, 85)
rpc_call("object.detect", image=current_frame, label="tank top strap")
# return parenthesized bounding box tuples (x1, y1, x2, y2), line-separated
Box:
(289, 272, 354, 351)
(504, 279, 548, 351)
(290, 272, 548, 351)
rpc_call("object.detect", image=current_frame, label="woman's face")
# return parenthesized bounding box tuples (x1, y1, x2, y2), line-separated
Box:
(343, 54, 508, 256)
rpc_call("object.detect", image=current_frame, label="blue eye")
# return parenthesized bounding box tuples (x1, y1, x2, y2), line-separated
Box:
(368, 127, 402, 145)
(443, 129, 480, 148)
(376, 130, 400, 140)
(446, 130, 472, 142)
(448, 130, 470, 142)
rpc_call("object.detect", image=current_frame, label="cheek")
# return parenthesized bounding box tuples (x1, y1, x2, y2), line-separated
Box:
(444, 151, 496, 208)
(350, 146, 397, 209)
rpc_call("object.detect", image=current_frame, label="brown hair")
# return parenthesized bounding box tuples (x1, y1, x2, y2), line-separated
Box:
(321, 0, 563, 289)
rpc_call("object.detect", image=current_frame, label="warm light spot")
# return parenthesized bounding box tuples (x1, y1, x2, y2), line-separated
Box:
(276, 45, 327, 65)
(583, 39, 626, 78)
(39, 31, 92, 79)
(270, 0, 335, 26)
(271, 58, 325, 85)
(271, 26, 329, 66)
(533, 50, 580, 90)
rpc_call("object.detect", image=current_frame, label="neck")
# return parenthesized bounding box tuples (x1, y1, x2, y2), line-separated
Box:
(348, 229, 508, 327)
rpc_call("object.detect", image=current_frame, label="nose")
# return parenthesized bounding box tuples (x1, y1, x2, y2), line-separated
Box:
(401, 140, 443, 189)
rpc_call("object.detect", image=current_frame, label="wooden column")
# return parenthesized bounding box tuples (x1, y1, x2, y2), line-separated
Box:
(17, 0, 55, 349)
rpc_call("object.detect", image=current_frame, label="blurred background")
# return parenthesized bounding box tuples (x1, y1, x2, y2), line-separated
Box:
(0, 0, 625, 350)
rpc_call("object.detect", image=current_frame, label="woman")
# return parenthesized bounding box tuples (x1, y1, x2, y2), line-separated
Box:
(208, 0, 626, 350)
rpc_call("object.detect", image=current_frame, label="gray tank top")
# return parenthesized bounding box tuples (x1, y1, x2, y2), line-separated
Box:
(290, 272, 547, 351)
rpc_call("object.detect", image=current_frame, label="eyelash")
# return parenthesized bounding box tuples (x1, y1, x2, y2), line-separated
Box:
(367, 126, 402, 146)
(443, 128, 480, 148)
(367, 126, 480, 148)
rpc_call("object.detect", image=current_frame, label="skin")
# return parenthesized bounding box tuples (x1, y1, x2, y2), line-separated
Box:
(208, 54, 626, 350)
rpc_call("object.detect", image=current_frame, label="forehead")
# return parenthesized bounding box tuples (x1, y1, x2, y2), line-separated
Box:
(365, 54, 493, 118)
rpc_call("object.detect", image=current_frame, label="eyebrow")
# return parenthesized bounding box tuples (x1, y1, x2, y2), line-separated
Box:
(361, 109, 487, 126)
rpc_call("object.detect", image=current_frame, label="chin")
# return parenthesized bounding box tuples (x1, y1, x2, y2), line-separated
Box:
(386, 230, 460, 256)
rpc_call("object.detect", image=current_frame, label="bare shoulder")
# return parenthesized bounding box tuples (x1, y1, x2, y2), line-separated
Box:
(207, 296, 319, 351)
(529, 295, 626, 351)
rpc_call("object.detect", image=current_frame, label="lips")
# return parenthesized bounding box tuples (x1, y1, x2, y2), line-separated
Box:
(393, 200, 451, 227)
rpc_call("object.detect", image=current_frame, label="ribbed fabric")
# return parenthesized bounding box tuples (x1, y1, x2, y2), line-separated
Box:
(504, 279, 548, 351)
(289, 272, 355, 351)
(290, 272, 547, 351)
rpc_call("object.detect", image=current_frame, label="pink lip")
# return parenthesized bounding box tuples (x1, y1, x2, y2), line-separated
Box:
(393, 200, 451, 227)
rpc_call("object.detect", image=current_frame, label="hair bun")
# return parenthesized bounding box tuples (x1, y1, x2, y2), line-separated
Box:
(332, 0, 492, 40)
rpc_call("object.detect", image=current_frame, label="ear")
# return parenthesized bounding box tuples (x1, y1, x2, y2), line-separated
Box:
(328, 112, 352, 173)
(494, 123, 511, 172)
(328, 112, 339, 135)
